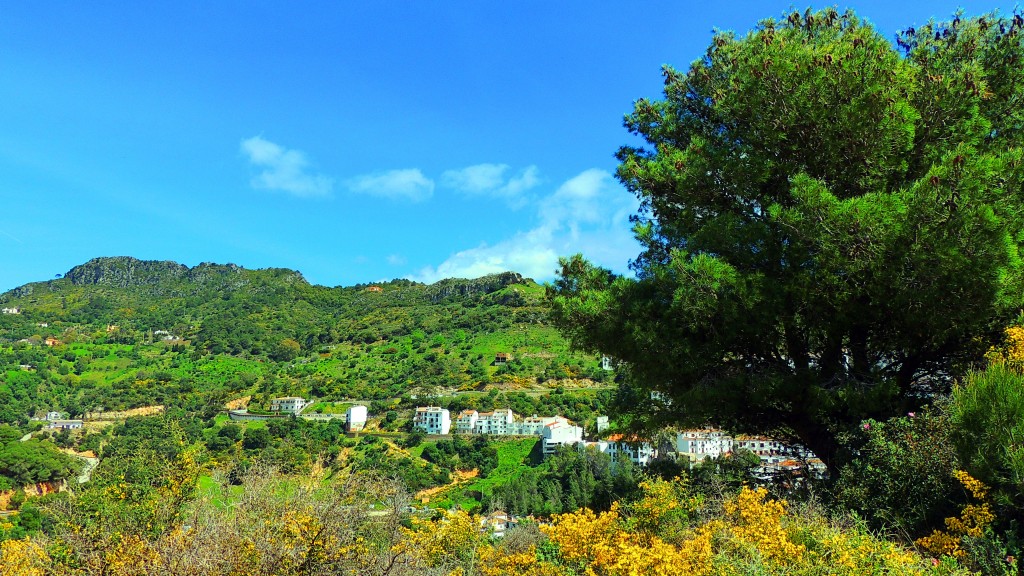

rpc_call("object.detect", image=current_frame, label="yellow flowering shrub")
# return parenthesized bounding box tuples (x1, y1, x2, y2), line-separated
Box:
(539, 502, 714, 576)
(625, 475, 702, 542)
(917, 471, 996, 559)
(525, 481, 966, 576)
(720, 486, 804, 564)
(398, 509, 485, 572)
(985, 326, 1024, 366)
(0, 538, 49, 576)
(476, 545, 565, 576)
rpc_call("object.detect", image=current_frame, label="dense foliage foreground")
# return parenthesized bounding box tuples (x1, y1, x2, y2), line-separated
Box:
(0, 468, 973, 576)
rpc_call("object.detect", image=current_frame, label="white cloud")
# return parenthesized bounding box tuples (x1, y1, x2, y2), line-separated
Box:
(387, 254, 407, 266)
(413, 228, 560, 282)
(240, 136, 333, 198)
(347, 169, 434, 202)
(412, 168, 639, 283)
(440, 163, 508, 193)
(440, 164, 541, 208)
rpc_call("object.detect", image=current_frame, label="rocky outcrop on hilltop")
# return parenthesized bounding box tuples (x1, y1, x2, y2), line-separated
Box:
(426, 272, 528, 303)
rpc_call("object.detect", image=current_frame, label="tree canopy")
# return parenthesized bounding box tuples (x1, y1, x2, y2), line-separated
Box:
(549, 8, 1024, 471)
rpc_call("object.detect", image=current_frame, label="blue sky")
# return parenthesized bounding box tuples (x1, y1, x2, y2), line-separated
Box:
(0, 1, 1018, 291)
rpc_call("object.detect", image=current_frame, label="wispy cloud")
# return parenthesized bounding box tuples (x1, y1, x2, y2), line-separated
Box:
(240, 136, 333, 198)
(387, 254, 407, 266)
(347, 169, 434, 202)
(0, 228, 23, 244)
(412, 168, 638, 283)
(440, 164, 540, 208)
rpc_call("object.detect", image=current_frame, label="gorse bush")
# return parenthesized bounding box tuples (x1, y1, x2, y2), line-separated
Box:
(400, 478, 969, 576)
(0, 462, 973, 576)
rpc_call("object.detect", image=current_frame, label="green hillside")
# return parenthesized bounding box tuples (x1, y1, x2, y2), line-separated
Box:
(0, 256, 612, 422)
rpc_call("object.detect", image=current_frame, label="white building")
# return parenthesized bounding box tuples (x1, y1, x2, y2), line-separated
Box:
(735, 435, 785, 457)
(676, 429, 734, 462)
(514, 415, 569, 436)
(346, 405, 368, 432)
(1, 307, 19, 315)
(48, 420, 83, 430)
(455, 410, 478, 433)
(482, 511, 515, 538)
(270, 397, 306, 415)
(475, 409, 515, 435)
(595, 416, 610, 434)
(541, 420, 584, 456)
(606, 435, 658, 466)
(413, 406, 451, 435)
(45, 411, 63, 422)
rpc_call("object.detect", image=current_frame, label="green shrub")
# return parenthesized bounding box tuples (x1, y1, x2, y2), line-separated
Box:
(948, 365, 1024, 508)
(834, 409, 961, 536)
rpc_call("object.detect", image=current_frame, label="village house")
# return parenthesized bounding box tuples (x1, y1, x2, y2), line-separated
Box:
(455, 410, 478, 433)
(1, 307, 20, 314)
(346, 405, 368, 432)
(48, 420, 84, 430)
(474, 409, 515, 435)
(606, 434, 658, 466)
(413, 406, 451, 435)
(676, 429, 734, 462)
(515, 415, 568, 436)
(45, 411, 63, 422)
(541, 420, 584, 456)
(270, 397, 307, 415)
(493, 352, 511, 366)
(734, 435, 785, 457)
(584, 435, 658, 466)
(481, 510, 516, 538)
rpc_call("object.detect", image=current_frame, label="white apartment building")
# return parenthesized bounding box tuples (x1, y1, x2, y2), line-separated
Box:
(607, 435, 658, 466)
(735, 435, 785, 457)
(676, 429, 734, 462)
(475, 409, 515, 435)
(541, 420, 584, 456)
(346, 405, 368, 432)
(515, 415, 567, 436)
(413, 406, 451, 435)
(455, 410, 478, 433)
(270, 397, 307, 415)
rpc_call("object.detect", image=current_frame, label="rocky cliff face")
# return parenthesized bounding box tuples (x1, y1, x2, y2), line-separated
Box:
(65, 257, 190, 288)
(426, 272, 528, 303)
(63, 257, 306, 289)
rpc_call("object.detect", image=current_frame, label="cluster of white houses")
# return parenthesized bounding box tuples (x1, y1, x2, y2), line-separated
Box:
(676, 429, 826, 479)
(259, 397, 368, 432)
(413, 407, 589, 458)
(413, 407, 654, 463)
(412, 407, 823, 474)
